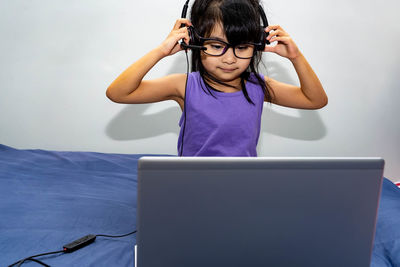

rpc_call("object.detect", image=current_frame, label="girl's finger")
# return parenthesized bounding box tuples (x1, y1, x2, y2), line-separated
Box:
(172, 32, 189, 44)
(267, 30, 287, 40)
(266, 24, 283, 31)
(173, 18, 192, 29)
(165, 30, 188, 45)
(177, 29, 190, 42)
(269, 36, 291, 44)
(178, 27, 188, 33)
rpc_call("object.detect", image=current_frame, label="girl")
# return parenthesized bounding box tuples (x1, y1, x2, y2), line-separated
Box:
(106, 0, 327, 156)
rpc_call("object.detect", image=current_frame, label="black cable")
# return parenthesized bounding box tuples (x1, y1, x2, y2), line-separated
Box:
(9, 230, 137, 267)
(96, 229, 137, 238)
(19, 258, 50, 267)
(179, 49, 189, 156)
(9, 250, 65, 267)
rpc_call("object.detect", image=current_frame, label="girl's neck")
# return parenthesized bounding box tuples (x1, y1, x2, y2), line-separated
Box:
(205, 75, 243, 93)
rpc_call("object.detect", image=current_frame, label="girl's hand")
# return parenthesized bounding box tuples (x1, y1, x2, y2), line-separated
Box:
(158, 19, 192, 57)
(264, 25, 301, 61)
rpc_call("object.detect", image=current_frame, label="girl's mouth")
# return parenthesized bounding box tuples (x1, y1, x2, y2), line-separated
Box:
(219, 67, 237, 73)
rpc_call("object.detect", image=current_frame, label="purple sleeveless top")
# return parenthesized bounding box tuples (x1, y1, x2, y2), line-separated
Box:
(177, 72, 265, 156)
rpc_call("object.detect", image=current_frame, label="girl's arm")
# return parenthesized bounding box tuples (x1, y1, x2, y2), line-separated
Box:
(263, 25, 328, 109)
(106, 19, 191, 105)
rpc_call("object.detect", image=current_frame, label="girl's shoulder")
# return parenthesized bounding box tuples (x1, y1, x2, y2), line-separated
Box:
(185, 71, 203, 89)
(247, 72, 266, 83)
(188, 71, 201, 81)
(166, 72, 188, 100)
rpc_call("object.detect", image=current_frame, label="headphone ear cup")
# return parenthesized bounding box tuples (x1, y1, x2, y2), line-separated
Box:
(188, 26, 199, 46)
(264, 28, 270, 46)
(256, 28, 267, 51)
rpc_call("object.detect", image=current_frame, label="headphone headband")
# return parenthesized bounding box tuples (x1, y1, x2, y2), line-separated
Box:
(258, 4, 269, 29)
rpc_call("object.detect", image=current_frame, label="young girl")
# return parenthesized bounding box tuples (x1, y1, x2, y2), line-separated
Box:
(106, 0, 327, 156)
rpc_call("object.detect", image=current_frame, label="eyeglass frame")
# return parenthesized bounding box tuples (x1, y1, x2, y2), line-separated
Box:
(191, 28, 261, 59)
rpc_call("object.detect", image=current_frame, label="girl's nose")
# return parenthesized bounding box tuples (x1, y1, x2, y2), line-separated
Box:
(222, 47, 237, 64)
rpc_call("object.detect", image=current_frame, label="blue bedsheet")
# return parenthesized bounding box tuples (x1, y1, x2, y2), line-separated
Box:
(371, 178, 400, 267)
(0, 144, 154, 266)
(0, 144, 399, 266)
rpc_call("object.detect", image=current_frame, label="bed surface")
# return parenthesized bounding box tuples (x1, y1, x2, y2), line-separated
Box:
(0, 144, 152, 266)
(0, 144, 399, 266)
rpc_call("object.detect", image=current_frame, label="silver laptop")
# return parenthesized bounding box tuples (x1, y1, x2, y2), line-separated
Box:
(136, 157, 384, 267)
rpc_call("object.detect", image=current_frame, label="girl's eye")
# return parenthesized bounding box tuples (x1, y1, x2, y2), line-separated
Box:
(237, 45, 250, 50)
(210, 44, 224, 50)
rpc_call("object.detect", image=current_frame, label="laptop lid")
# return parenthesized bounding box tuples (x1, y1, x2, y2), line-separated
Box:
(137, 157, 384, 267)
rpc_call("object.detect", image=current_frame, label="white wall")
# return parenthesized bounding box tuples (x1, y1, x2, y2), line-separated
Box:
(0, 0, 399, 181)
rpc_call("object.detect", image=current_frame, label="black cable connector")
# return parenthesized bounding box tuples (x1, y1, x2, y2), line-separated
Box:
(62, 234, 96, 253)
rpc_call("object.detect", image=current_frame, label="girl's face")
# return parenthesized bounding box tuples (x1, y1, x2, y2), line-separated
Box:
(200, 23, 252, 87)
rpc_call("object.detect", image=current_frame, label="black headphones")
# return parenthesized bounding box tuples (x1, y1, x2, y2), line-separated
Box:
(180, 0, 270, 51)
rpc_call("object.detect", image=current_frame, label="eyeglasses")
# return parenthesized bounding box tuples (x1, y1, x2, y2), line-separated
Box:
(189, 27, 259, 59)
(201, 38, 256, 59)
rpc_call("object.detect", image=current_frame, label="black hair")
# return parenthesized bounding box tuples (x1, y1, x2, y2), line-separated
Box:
(190, 0, 273, 103)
